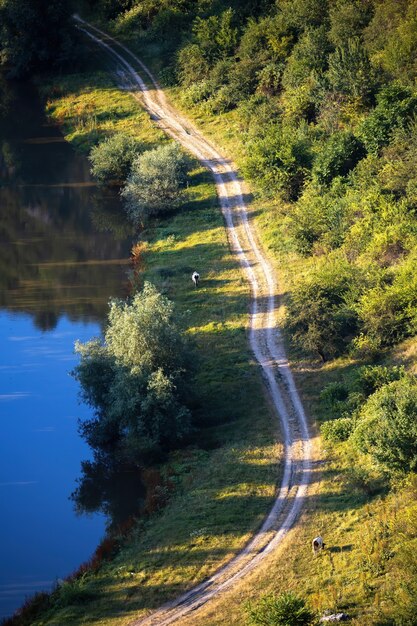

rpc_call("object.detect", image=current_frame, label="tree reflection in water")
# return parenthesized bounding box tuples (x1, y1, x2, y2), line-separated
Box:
(0, 72, 134, 330)
(71, 453, 146, 529)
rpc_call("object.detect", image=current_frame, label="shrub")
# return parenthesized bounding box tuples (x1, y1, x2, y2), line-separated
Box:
(289, 179, 351, 254)
(352, 376, 417, 473)
(89, 134, 142, 184)
(244, 121, 312, 200)
(320, 381, 349, 406)
(177, 43, 209, 86)
(356, 365, 406, 397)
(357, 254, 417, 346)
(281, 26, 330, 91)
(122, 144, 190, 225)
(328, 0, 373, 47)
(359, 84, 417, 154)
(285, 258, 359, 360)
(322, 417, 355, 442)
(326, 37, 377, 102)
(257, 63, 283, 95)
(312, 131, 366, 185)
(365, 0, 417, 85)
(246, 591, 316, 626)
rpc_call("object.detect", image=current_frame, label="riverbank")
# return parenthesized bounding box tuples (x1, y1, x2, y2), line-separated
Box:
(111, 19, 417, 626)
(8, 15, 417, 626)
(3, 40, 283, 626)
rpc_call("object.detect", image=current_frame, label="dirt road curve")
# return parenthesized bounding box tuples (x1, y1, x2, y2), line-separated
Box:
(75, 16, 313, 626)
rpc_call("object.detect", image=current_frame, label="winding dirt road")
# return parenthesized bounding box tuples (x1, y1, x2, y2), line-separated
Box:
(75, 17, 313, 626)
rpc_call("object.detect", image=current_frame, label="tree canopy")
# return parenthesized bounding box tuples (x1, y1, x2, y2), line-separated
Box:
(73, 282, 193, 466)
(0, 0, 76, 76)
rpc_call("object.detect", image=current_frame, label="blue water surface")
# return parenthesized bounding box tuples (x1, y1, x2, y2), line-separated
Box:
(0, 312, 105, 619)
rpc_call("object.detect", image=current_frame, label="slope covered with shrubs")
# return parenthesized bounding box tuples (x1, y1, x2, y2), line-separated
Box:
(73, 0, 417, 622)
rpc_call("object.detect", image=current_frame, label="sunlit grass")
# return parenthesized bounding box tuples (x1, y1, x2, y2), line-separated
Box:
(88, 32, 417, 626)
(28, 60, 281, 626)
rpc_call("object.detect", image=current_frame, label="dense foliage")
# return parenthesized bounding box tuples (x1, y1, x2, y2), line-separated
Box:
(87, 0, 417, 366)
(352, 376, 417, 473)
(72, 282, 193, 466)
(89, 133, 143, 184)
(121, 143, 190, 224)
(245, 592, 316, 626)
(0, 0, 76, 76)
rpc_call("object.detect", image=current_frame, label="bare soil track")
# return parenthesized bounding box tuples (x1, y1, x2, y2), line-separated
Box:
(76, 17, 314, 625)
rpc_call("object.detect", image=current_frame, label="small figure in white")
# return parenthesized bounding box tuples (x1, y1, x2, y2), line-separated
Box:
(312, 535, 325, 554)
(192, 271, 200, 288)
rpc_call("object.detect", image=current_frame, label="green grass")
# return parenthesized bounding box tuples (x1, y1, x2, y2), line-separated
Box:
(83, 26, 417, 626)
(21, 54, 282, 626)
(25, 26, 417, 626)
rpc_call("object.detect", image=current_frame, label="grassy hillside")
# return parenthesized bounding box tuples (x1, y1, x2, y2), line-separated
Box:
(3, 57, 281, 626)
(70, 1, 417, 624)
(5, 1, 417, 624)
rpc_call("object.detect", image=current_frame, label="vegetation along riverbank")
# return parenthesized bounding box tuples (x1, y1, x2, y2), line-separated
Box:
(2, 0, 417, 625)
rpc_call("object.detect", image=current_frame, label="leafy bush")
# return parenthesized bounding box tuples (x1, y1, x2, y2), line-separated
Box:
(352, 376, 417, 473)
(122, 144, 190, 225)
(322, 416, 355, 442)
(89, 134, 142, 184)
(357, 253, 417, 346)
(328, 0, 373, 47)
(378, 122, 417, 204)
(326, 37, 377, 102)
(359, 84, 417, 154)
(281, 26, 330, 91)
(180, 80, 214, 107)
(289, 179, 351, 254)
(285, 258, 358, 360)
(312, 131, 366, 185)
(320, 381, 349, 407)
(246, 591, 316, 626)
(356, 365, 406, 397)
(244, 121, 312, 200)
(365, 0, 417, 85)
(177, 43, 209, 86)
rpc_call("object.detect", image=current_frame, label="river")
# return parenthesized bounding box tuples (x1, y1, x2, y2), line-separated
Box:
(0, 74, 133, 620)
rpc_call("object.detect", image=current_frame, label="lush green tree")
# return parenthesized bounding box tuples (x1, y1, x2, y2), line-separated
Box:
(357, 253, 417, 346)
(365, 0, 417, 85)
(278, 0, 329, 32)
(326, 37, 376, 102)
(282, 26, 330, 90)
(0, 0, 76, 76)
(312, 131, 366, 185)
(122, 143, 190, 225)
(288, 177, 352, 255)
(177, 43, 210, 86)
(89, 134, 143, 185)
(244, 121, 312, 200)
(285, 259, 358, 360)
(246, 591, 316, 626)
(328, 0, 373, 47)
(73, 282, 193, 465)
(378, 122, 417, 205)
(352, 376, 417, 473)
(359, 84, 417, 154)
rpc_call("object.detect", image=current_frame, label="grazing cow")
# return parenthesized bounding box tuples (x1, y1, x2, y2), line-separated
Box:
(192, 271, 200, 288)
(312, 535, 325, 554)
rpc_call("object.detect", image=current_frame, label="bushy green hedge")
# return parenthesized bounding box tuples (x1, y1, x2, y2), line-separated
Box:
(89, 134, 143, 184)
(122, 144, 190, 225)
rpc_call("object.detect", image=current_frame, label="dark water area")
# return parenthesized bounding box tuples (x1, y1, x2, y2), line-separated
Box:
(0, 74, 134, 620)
